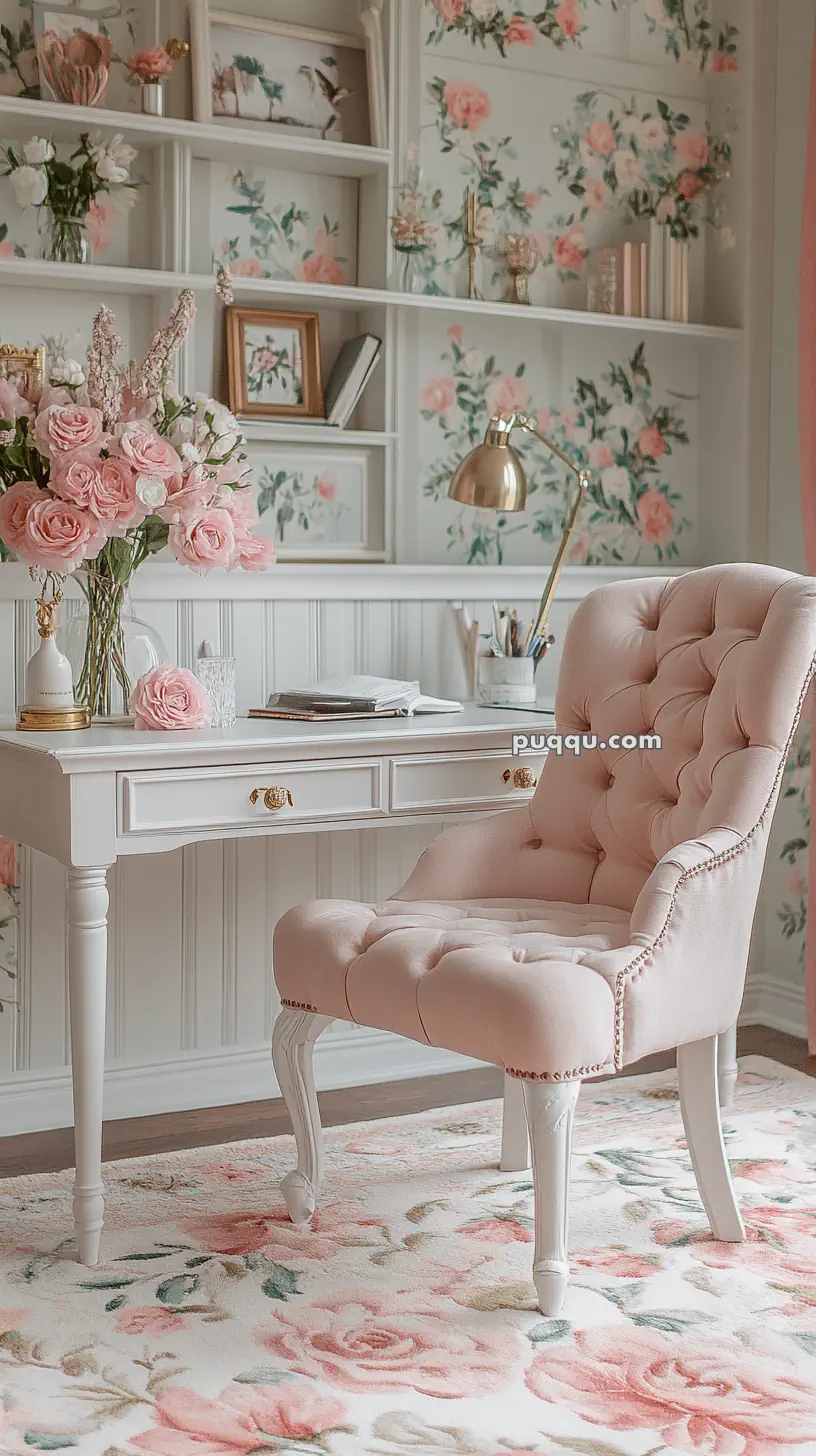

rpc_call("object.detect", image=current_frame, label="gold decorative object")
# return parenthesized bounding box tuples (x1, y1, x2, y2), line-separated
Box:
(250, 787, 294, 811)
(449, 412, 591, 645)
(460, 187, 483, 301)
(165, 38, 190, 62)
(0, 343, 46, 392)
(500, 232, 540, 306)
(503, 766, 538, 789)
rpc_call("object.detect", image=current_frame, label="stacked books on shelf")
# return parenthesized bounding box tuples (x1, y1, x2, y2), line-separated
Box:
(249, 675, 462, 721)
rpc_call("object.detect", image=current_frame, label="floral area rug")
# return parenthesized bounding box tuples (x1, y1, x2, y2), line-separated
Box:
(1, 1056, 816, 1454)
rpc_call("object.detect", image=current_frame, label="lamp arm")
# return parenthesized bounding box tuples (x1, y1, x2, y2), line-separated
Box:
(516, 415, 584, 482)
(513, 415, 590, 642)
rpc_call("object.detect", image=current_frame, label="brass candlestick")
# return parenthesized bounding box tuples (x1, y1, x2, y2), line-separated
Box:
(501, 232, 540, 306)
(460, 187, 483, 301)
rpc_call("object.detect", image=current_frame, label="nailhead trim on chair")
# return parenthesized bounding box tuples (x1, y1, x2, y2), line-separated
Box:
(505, 1061, 613, 1081)
(281, 997, 319, 1013)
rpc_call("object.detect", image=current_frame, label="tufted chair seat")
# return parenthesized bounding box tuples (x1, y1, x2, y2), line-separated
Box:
(271, 565, 816, 1316)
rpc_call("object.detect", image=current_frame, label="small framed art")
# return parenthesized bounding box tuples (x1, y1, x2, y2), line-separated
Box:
(246, 443, 385, 561)
(0, 343, 45, 394)
(226, 307, 323, 420)
(189, 1, 386, 148)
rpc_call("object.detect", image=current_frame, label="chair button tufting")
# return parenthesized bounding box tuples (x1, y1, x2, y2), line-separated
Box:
(597, 849, 606, 863)
(608, 773, 615, 787)
(528, 837, 543, 850)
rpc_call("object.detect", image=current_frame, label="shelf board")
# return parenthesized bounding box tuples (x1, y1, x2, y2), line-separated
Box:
(0, 96, 390, 177)
(239, 422, 396, 447)
(0, 261, 743, 341)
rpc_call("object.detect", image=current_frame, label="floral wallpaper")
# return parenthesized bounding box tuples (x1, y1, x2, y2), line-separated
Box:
(424, 0, 740, 73)
(211, 165, 357, 286)
(418, 322, 694, 565)
(0, 1, 143, 108)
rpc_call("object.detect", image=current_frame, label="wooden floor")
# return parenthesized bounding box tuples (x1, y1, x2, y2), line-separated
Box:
(1, 1023, 812, 1179)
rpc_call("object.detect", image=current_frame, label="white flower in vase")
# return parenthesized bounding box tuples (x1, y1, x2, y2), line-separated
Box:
(22, 136, 54, 165)
(11, 164, 48, 207)
(90, 133, 137, 175)
(95, 154, 130, 185)
(50, 357, 86, 387)
(136, 473, 168, 507)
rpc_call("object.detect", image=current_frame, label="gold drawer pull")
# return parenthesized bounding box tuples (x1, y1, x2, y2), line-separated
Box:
(503, 767, 538, 790)
(250, 787, 294, 811)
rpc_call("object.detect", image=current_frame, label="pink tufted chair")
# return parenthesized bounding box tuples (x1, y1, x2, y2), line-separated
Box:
(271, 564, 816, 1315)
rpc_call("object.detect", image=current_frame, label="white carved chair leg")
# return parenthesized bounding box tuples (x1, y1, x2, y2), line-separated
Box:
(500, 1071, 530, 1171)
(677, 1035, 744, 1242)
(272, 1007, 333, 1226)
(67, 865, 112, 1267)
(522, 1078, 581, 1317)
(717, 1020, 739, 1109)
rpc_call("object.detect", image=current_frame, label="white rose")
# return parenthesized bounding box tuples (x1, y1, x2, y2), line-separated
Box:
(49, 357, 86, 387)
(462, 349, 484, 376)
(136, 473, 168, 507)
(637, 117, 667, 151)
(614, 151, 643, 188)
(90, 132, 136, 171)
(602, 466, 632, 502)
(95, 155, 129, 185)
(608, 403, 642, 431)
(469, 0, 497, 16)
(181, 441, 205, 464)
(11, 164, 48, 208)
(23, 135, 54, 165)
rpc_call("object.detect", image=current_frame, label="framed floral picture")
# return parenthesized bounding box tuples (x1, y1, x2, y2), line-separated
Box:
(189, 2, 387, 148)
(245, 443, 384, 560)
(225, 307, 323, 420)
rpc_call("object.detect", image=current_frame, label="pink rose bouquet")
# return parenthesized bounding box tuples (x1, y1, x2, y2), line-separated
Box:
(0, 290, 274, 718)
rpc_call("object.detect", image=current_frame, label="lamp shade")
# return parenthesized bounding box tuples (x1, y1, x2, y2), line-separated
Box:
(448, 418, 527, 512)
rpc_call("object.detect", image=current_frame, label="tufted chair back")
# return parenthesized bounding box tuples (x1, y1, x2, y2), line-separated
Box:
(515, 565, 816, 913)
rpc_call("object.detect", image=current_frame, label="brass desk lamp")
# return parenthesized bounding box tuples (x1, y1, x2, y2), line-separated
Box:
(448, 412, 591, 645)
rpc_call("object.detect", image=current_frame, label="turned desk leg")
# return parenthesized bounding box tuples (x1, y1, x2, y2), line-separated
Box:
(67, 866, 110, 1267)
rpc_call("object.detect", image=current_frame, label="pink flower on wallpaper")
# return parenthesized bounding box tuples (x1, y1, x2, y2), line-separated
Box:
(132, 1383, 347, 1456)
(568, 533, 589, 563)
(505, 17, 535, 44)
(0, 240, 14, 258)
(585, 119, 616, 156)
(637, 423, 666, 459)
(228, 257, 263, 277)
(484, 372, 528, 418)
(555, 0, 581, 37)
(422, 375, 457, 415)
(584, 178, 608, 213)
(459, 1217, 533, 1245)
(551, 222, 587, 273)
(710, 50, 739, 73)
(676, 169, 704, 201)
(636, 490, 674, 546)
(300, 235, 346, 287)
(536, 407, 552, 432)
(0, 839, 16, 889)
(314, 473, 337, 500)
(432, 0, 465, 18)
(115, 1307, 187, 1336)
(588, 439, 614, 469)
(789, 871, 806, 896)
(444, 79, 492, 132)
(526, 1326, 816, 1453)
(447, 324, 464, 342)
(674, 128, 709, 170)
(84, 196, 118, 254)
(257, 1291, 520, 1398)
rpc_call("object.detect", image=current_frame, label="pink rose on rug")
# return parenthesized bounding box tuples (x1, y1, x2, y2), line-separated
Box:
(459, 1217, 533, 1245)
(256, 1291, 520, 1397)
(636, 489, 674, 545)
(573, 1248, 660, 1277)
(586, 119, 616, 155)
(637, 423, 666, 459)
(0, 481, 42, 552)
(505, 17, 535, 44)
(526, 1326, 816, 1453)
(555, 0, 581, 35)
(130, 664, 212, 732)
(0, 839, 16, 888)
(114, 421, 183, 480)
(654, 1205, 816, 1277)
(444, 79, 492, 132)
(674, 128, 709, 170)
(34, 404, 105, 459)
(115, 1306, 187, 1335)
(19, 497, 105, 572)
(421, 376, 456, 415)
(183, 1207, 340, 1262)
(484, 373, 528, 419)
(133, 1383, 346, 1455)
(168, 508, 236, 573)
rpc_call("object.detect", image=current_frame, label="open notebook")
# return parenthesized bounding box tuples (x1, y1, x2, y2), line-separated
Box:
(250, 675, 463, 721)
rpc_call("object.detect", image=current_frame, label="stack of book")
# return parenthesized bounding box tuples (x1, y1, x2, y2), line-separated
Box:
(249, 675, 462, 722)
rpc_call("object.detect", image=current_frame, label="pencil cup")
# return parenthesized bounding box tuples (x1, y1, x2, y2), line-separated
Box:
(195, 656, 236, 728)
(478, 657, 537, 706)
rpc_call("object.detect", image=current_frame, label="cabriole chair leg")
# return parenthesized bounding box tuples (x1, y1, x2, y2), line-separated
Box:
(716, 1020, 739, 1109)
(500, 1071, 530, 1171)
(272, 1007, 334, 1226)
(677, 1034, 745, 1242)
(522, 1078, 581, 1317)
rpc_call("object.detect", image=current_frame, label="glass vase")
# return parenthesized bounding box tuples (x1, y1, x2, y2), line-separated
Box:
(395, 248, 426, 294)
(58, 570, 167, 724)
(41, 213, 91, 265)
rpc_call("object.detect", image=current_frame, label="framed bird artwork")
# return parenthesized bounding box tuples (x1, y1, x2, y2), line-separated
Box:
(189, 2, 387, 149)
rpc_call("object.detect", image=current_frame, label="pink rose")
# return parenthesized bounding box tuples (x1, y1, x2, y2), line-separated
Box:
(127, 45, 173, 80)
(789, 871, 806, 896)
(573, 1248, 659, 1277)
(654, 1205, 816, 1277)
(34, 404, 105, 459)
(636, 489, 674, 545)
(637, 423, 666, 459)
(114, 421, 183, 480)
(585, 178, 608, 213)
(555, 0, 581, 36)
(710, 49, 738, 73)
(526, 1326, 816, 1454)
(0, 239, 13, 259)
(257, 1292, 520, 1398)
(232, 529, 275, 572)
(447, 324, 464, 342)
(537, 407, 552, 432)
(115, 1307, 187, 1335)
(95, 458, 145, 530)
(130, 664, 212, 732)
(674, 127, 709, 170)
(0, 481, 43, 552)
(484, 372, 529, 419)
(0, 377, 33, 423)
(19, 496, 105, 573)
(300, 252, 346, 286)
(50, 454, 104, 511)
(552, 222, 587, 273)
(433, 0, 464, 17)
(158, 467, 214, 525)
(0, 839, 16, 888)
(314, 473, 336, 501)
(228, 257, 263, 277)
(222, 487, 258, 528)
(132, 1383, 346, 1455)
(444, 79, 492, 132)
(676, 169, 704, 200)
(421, 375, 456, 415)
(505, 17, 535, 44)
(84, 197, 118, 255)
(459, 1217, 533, 1244)
(168, 507, 236, 573)
(588, 439, 614, 469)
(586, 118, 616, 155)
(183, 1207, 341, 1262)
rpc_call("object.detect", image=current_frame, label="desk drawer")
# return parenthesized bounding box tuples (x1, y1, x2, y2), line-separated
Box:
(389, 748, 546, 814)
(119, 758, 384, 837)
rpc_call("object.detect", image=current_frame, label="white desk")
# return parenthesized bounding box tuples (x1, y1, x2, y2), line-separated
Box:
(0, 708, 551, 1263)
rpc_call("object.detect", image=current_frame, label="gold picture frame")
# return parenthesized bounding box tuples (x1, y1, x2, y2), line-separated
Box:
(0, 343, 46, 394)
(226, 307, 323, 419)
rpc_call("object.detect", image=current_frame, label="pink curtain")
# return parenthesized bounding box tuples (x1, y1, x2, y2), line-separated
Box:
(801, 24, 816, 1048)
